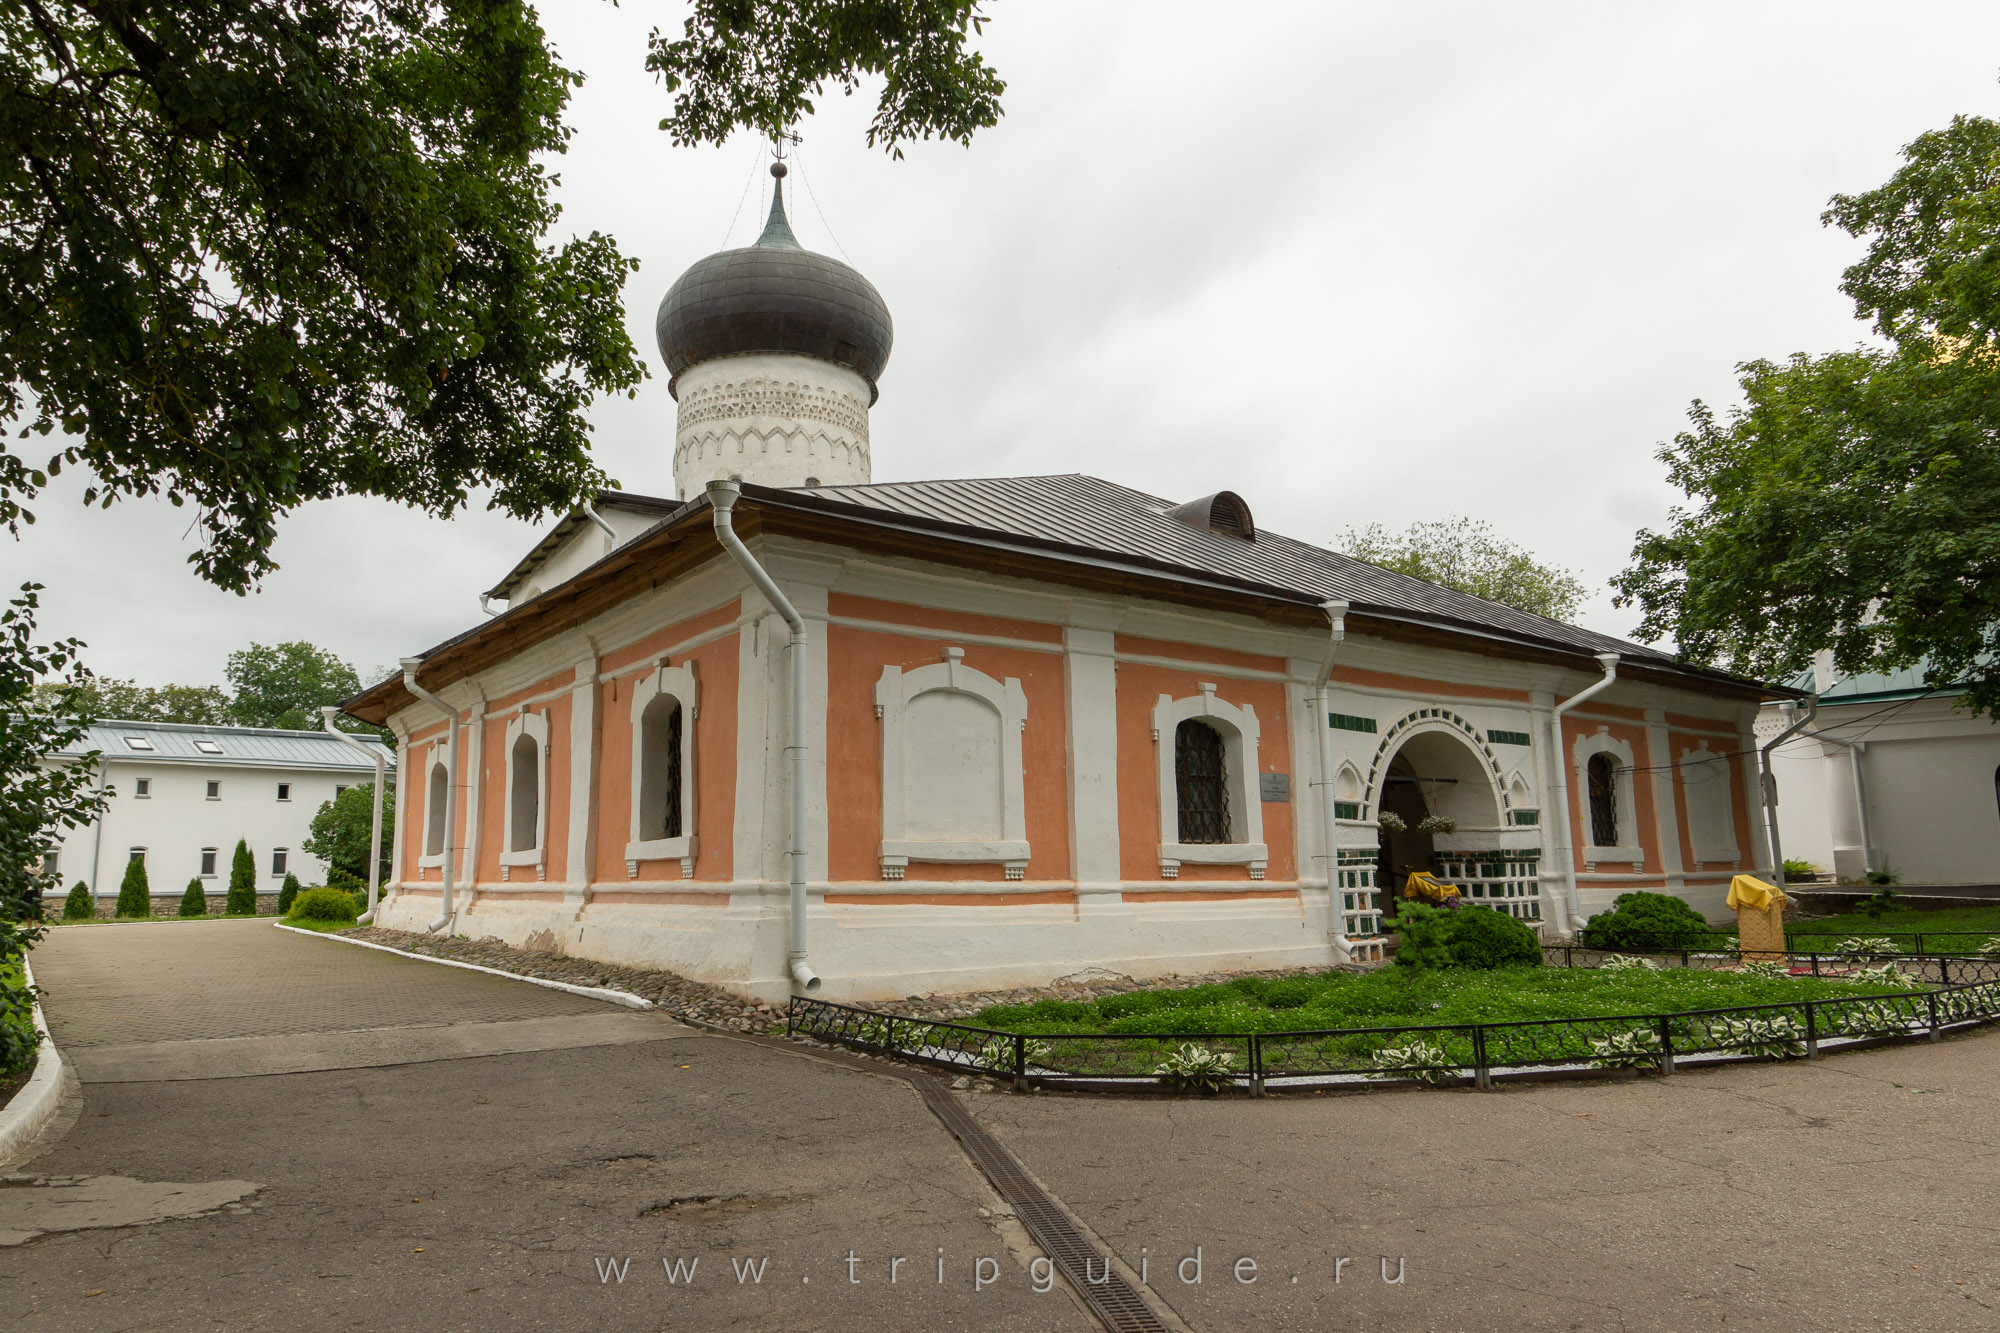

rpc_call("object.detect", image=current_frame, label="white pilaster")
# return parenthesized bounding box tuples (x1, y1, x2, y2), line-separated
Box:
(1644, 709, 1685, 895)
(1063, 624, 1122, 889)
(565, 654, 601, 903)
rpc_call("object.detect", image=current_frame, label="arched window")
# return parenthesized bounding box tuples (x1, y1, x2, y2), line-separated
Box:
(639, 694, 684, 840)
(1587, 753, 1619, 847)
(874, 649, 1029, 881)
(425, 759, 448, 857)
(626, 662, 699, 875)
(508, 733, 540, 852)
(1151, 685, 1267, 878)
(500, 709, 551, 875)
(1175, 719, 1229, 844)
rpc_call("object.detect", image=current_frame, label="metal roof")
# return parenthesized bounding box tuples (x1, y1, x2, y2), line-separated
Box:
(52, 719, 395, 772)
(801, 473, 1681, 666)
(486, 489, 681, 602)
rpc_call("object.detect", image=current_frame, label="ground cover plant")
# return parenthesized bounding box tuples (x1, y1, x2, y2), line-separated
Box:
(1786, 904, 2000, 952)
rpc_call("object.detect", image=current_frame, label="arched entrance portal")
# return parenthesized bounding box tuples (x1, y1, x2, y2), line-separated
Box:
(1373, 725, 1542, 928)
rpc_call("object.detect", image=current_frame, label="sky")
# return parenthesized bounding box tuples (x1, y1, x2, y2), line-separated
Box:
(14, 1, 2000, 690)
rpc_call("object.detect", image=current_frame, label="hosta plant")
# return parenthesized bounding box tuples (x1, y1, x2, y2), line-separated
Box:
(1738, 960, 1794, 980)
(976, 1036, 1053, 1072)
(1848, 962, 1917, 990)
(1368, 1037, 1453, 1084)
(1714, 1014, 1807, 1060)
(1599, 954, 1661, 972)
(1826, 1000, 1910, 1037)
(1831, 937, 1902, 957)
(1152, 1043, 1238, 1093)
(1977, 939, 2000, 959)
(1588, 1027, 1664, 1069)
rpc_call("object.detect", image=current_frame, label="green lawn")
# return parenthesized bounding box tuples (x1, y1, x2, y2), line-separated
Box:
(1786, 904, 2000, 951)
(967, 964, 1915, 1037)
(279, 915, 358, 933)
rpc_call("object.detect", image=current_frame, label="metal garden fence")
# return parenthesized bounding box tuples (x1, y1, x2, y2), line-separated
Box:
(787, 947, 2000, 1094)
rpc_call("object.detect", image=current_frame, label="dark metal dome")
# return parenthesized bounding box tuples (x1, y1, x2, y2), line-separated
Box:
(655, 181, 893, 402)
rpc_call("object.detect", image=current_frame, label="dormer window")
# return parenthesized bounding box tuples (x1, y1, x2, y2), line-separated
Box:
(1165, 490, 1256, 540)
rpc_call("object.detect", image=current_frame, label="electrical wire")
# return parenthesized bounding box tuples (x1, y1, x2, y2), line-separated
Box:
(719, 136, 767, 248)
(789, 142, 852, 263)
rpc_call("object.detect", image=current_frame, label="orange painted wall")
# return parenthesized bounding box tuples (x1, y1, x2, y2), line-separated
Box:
(831, 592, 1064, 645)
(1115, 661, 1297, 883)
(1664, 727, 1762, 872)
(400, 714, 474, 883)
(826, 620, 1072, 882)
(593, 618, 740, 884)
(1561, 717, 1662, 873)
(1114, 633, 1286, 675)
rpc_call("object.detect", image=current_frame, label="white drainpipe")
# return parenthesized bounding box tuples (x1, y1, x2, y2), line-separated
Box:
(581, 501, 616, 545)
(1313, 600, 1355, 963)
(706, 480, 821, 994)
(1759, 695, 1819, 892)
(479, 594, 503, 618)
(1544, 652, 1620, 935)
(320, 707, 388, 924)
(400, 658, 459, 934)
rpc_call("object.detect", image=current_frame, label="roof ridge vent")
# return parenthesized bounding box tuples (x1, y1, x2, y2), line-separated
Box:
(1166, 490, 1256, 541)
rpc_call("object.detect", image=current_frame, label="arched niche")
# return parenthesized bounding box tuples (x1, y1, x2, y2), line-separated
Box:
(875, 648, 1029, 880)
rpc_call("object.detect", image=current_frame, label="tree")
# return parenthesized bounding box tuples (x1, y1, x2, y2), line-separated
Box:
(1, 585, 104, 921)
(225, 642, 365, 732)
(179, 877, 208, 918)
(1615, 115, 2000, 718)
(62, 879, 91, 921)
(32, 677, 230, 726)
(1337, 519, 1589, 622)
(115, 855, 150, 919)
(303, 783, 395, 887)
(277, 871, 302, 916)
(0, 0, 645, 593)
(225, 839, 257, 916)
(649, 0, 1005, 154)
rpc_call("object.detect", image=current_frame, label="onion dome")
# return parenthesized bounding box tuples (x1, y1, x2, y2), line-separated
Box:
(654, 166, 894, 402)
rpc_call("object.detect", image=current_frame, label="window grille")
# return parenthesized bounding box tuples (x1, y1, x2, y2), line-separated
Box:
(1175, 719, 1230, 844)
(1587, 753, 1618, 846)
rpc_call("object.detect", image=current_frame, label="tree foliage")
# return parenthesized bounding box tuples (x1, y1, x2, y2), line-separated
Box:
(32, 677, 230, 726)
(303, 782, 394, 887)
(1, 584, 103, 918)
(1617, 115, 2000, 716)
(0, 0, 645, 592)
(179, 876, 208, 918)
(226, 641, 368, 732)
(116, 855, 150, 918)
(648, 0, 1005, 154)
(1337, 519, 1589, 623)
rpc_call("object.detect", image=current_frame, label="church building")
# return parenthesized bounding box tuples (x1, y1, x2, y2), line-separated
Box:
(344, 166, 1778, 1000)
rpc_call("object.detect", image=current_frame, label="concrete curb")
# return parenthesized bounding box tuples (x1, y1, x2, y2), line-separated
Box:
(272, 922, 656, 1011)
(0, 959, 69, 1165)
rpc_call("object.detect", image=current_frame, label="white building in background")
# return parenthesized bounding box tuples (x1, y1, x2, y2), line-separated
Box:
(46, 720, 395, 903)
(1761, 657, 2000, 886)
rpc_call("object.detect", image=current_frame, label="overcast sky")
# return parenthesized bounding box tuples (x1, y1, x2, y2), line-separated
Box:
(15, 2, 2000, 690)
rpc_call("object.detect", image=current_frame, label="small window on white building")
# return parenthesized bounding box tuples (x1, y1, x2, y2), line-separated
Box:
(128, 847, 146, 866)
(276, 782, 291, 802)
(501, 709, 551, 871)
(134, 778, 151, 798)
(39, 851, 57, 880)
(206, 780, 221, 800)
(334, 785, 348, 798)
(271, 848, 288, 877)
(123, 735, 153, 751)
(200, 848, 218, 878)
(193, 739, 223, 755)
(625, 662, 699, 872)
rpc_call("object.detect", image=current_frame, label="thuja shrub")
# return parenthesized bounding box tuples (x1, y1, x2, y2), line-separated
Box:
(225, 840, 257, 916)
(1577, 892, 1714, 951)
(178, 878, 208, 918)
(115, 858, 151, 919)
(276, 872, 302, 916)
(1446, 906, 1542, 969)
(1392, 902, 1456, 969)
(62, 881, 92, 921)
(287, 887, 359, 922)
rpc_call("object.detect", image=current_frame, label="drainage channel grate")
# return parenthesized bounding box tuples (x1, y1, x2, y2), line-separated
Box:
(912, 1074, 1172, 1333)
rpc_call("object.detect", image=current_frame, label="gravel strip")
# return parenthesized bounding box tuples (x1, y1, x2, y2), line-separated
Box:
(341, 930, 1358, 1034)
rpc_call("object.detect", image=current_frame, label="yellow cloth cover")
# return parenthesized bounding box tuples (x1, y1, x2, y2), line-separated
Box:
(1726, 875, 1788, 912)
(1402, 871, 1461, 905)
